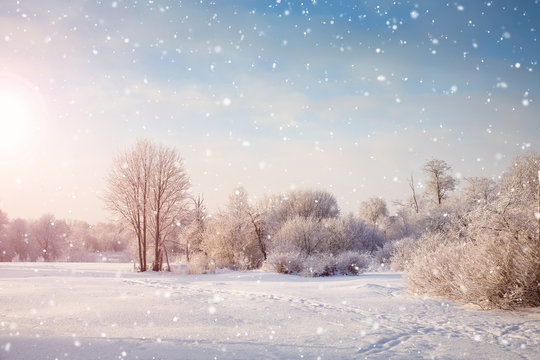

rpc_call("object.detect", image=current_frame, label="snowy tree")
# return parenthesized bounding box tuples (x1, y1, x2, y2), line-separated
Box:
(200, 187, 264, 269)
(266, 189, 339, 231)
(325, 213, 386, 254)
(500, 151, 540, 203)
(104, 139, 191, 271)
(0, 210, 12, 261)
(7, 218, 30, 261)
(149, 143, 191, 271)
(359, 197, 388, 227)
(462, 177, 497, 205)
(31, 214, 68, 262)
(246, 201, 268, 262)
(423, 159, 457, 206)
(90, 222, 127, 252)
(271, 216, 329, 256)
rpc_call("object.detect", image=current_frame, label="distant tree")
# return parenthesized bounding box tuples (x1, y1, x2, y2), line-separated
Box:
(462, 177, 497, 205)
(0, 210, 7, 230)
(31, 214, 68, 262)
(91, 222, 127, 252)
(423, 159, 457, 206)
(0, 210, 12, 261)
(359, 197, 388, 227)
(104, 139, 190, 271)
(7, 218, 30, 261)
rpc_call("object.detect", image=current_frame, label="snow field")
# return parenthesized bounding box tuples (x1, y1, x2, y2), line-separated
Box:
(1, 263, 539, 359)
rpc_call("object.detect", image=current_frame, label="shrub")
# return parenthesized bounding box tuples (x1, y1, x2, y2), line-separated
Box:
(404, 229, 540, 309)
(270, 216, 329, 255)
(186, 254, 216, 275)
(390, 237, 421, 271)
(372, 240, 397, 270)
(335, 251, 371, 275)
(402, 157, 540, 311)
(264, 251, 305, 274)
(301, 254, 338, 277)
(264, 251, 371, 277)
(325, 214, 387, 254)
(302, 252, 370, 277)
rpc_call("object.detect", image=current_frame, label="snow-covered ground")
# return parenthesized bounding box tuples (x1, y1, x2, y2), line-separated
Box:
(1, 263, 538, 359)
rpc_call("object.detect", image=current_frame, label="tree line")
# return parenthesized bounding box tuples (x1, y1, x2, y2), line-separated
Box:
(0, 214, 128, 262)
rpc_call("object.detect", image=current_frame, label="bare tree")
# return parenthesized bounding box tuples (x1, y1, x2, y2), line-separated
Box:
(423, 159, 457, 206)
(408, 174, 419, 213)
(500, 151, 540, 203)
(105, 140, 153, 270)
(463, 176, 497, 205)
(229, 187, 268, 263)
(247, 204, 267, 261)
(104, 139, 190, 271)
(183, 194, 207, 262)
(150, 144, 191, 271)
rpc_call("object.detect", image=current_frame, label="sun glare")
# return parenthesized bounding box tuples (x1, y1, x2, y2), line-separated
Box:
(0, 90, 29, 148)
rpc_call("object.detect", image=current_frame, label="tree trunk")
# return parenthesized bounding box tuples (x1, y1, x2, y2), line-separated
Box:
(137, 231, 144, 271)
(409, 174, 419, 214)
(164, 244, 171, 272)
(142, 209, 148, 271)
(153, 211, 161, 271)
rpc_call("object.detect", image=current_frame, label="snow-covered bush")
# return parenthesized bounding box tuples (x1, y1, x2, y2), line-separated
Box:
(404, 224, 540, 309)
(403, 153, 540, 309)
(186, 254, 216, 274)
(302, 252, 371, 277)
(270, 216, 329, 255)
(372, 240, 398, 270)
(301, 254, 338, 277)
(264, 251, 305, 274)
(390, 236, 421, 271)
(335, 251, 371, 275)
(265, 251, 370, 277)
(325, 214, 386, 254)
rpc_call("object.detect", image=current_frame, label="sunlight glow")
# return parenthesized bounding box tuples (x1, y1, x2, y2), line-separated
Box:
(0, 90, 29, 149)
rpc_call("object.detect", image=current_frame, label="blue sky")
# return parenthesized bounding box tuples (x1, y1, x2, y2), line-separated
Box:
(0, 0, 539, 222)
